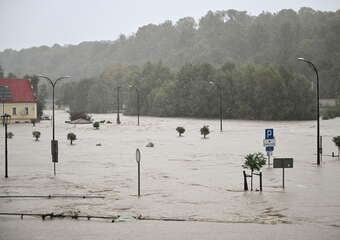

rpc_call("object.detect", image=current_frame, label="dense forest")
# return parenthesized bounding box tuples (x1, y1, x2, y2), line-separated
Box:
(0, 8, 339, 98)
(1, 8, 339, 120)
(57, 62, 315, 120)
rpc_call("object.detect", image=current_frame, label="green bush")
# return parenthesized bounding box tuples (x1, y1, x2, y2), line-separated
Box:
(93, 121, 100, 129)
(7, 132, 14, 139)
(243, 152, 266, 172)
(176, 126, 185, 136)
(200, 125, 210, 138)
(67, 132, 77, 145)
(32, 131, 41, 141)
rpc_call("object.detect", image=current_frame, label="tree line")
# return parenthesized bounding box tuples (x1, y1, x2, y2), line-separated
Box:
(58, 62, 315, 120)
(0, 8, 339, 98)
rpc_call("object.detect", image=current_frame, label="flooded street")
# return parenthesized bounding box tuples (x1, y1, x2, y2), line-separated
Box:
(1, 110, 340, 239)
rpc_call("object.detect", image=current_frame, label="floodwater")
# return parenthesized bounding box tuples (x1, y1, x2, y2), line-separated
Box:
(1, 110, 340, 239)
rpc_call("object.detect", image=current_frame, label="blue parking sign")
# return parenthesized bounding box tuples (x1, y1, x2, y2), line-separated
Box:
(266, 146, 274, 152)
(265, 128, 274, 139)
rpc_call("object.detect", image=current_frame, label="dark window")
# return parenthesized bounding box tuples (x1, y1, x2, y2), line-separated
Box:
(12, 107, 16, 115)
(25, 107, 29, 115)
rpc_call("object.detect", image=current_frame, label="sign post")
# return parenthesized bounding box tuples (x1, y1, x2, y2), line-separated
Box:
(51, 140, 58, 176)
(136, 148, 141, 197)
(273, 158, 293, 188)
(264, 128, 275, 165)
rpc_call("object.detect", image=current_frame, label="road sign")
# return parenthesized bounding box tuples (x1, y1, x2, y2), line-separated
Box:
(264, 128, 275, 153)
(263, 138, 276, 147)
(266, 146, 274, 152)
(273, 158, 293, 168)
(136, 148, 141, 163)
(265, 128, 274, 139)
(51, 140, 58, 163)
(273, 158, 293, 189)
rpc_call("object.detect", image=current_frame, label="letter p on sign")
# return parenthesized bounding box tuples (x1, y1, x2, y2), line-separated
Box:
(265, 128, 274, 139)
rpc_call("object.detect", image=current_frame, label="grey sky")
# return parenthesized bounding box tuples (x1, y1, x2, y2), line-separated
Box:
(0, 0, 339, 51)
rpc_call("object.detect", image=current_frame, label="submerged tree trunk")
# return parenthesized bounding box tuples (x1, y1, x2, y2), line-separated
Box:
(251, 170, 253, 191)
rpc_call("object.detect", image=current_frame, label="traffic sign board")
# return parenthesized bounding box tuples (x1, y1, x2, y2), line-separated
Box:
(265, 128, 274, 139)
(263, 138, 276, 147)
(273, 158, 293, 168)
(266, 146, 274, 152)
(136, 148, 141, 163)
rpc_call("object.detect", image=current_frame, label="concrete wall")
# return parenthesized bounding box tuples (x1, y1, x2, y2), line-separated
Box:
(0, 102, 37, 121)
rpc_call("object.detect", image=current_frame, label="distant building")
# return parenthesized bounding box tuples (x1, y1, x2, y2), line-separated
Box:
(0, 79, 37, 122)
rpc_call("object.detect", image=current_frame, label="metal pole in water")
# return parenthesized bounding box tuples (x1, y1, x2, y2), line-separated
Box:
(282, 167, 285, 189)
(136, 148, 141, 197)
(5, 122, 8, 178)
(138, 162, 140, 197)
(243, 171, 248, 191)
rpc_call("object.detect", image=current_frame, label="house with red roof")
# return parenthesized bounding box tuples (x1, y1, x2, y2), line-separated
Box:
(0, 79, 37, 122)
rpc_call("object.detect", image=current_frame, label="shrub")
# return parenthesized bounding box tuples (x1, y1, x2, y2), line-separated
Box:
(243, 152, 266, 173)
(93, 121, 100, 129)
(200, 125, 210, 138)
(32, 131, 41, 141)
(7, 132, 14, 139)
(67, 132, 77, 145)
(333, 136, 340, 158)
(176, 126, 185, 136)
(243, 152, 266, 191)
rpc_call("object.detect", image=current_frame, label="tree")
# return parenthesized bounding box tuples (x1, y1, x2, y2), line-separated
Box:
(176, 126, 185, 136)
(333, 136, 340, 159)
(93, 121, 100, 129)
(200, 125, 210, 138)
(243, 152, 266, 191)
(67, 132, 76, 145)
(0, 65, 4, 78)
(32, 131, 41, 141)
(7, 132, 14, 139)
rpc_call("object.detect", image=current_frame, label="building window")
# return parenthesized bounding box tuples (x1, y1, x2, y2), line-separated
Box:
(25, 107, 29, 115)
(12, 107, 16, 115)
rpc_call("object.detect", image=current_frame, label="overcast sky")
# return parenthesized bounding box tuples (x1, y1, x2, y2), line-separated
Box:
(1, 0, 339, 51)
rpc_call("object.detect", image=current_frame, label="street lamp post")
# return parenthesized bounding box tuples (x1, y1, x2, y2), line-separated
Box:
(129, 85, 140, 126)
(116, 86, 121, 124)
(1, 113, 11, 178)
(209, 81, 223, 132)
(38, 74, 71, 175)
(297, 58, 321, 165)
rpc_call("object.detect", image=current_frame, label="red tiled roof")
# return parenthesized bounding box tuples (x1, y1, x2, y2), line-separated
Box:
(0, 79, 36, 102)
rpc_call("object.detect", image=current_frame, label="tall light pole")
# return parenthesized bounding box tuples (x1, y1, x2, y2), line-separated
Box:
(297, 58, 321, 165)
(116, 86, 121, 124)
(209, 81, 223, 132)
(129, 85, 140, 126)
(38, 74, 71, 175)
(1, 113, 11, 178)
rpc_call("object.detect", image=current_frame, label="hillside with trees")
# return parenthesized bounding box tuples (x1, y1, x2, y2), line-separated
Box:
(0, 8, 339, 98)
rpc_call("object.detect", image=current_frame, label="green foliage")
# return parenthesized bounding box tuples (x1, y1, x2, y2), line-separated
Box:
(333, 136, 340, 148)
(32, 131, 41, 141)
(322, 96, 340, 120)
(243, 152, 266, 172)
(1, 8, 339, 98)
(67, 132, 77, 145)
(93, 121, 100, 129)
(7, 132, 14, 139)
(176, 126, 185, 136)
(0, 65, 4, 78)
(200, 125, 210, 138)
